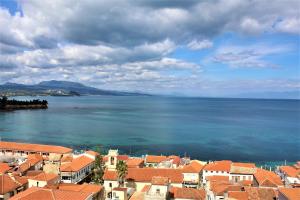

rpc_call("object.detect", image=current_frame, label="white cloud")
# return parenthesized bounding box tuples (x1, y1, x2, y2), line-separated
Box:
(240, 17, 263, 34)
(275, 18, 300, 34)
(187, 39, 213, 50)
(212, 44, 291, 68)
(0, 0, 299, 95)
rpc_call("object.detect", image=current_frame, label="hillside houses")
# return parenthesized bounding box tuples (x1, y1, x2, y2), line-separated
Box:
(0, 140, 299, 200)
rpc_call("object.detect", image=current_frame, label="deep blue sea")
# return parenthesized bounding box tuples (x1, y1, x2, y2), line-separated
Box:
(0, 96, 299, 163)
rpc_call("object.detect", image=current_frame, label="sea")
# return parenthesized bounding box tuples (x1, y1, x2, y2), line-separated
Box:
(0, 95, 299, 166)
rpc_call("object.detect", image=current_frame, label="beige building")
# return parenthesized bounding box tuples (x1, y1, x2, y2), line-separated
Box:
(28, 172, 60, 188)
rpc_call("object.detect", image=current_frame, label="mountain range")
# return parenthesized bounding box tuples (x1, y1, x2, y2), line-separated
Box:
(0, 80, 146, 97)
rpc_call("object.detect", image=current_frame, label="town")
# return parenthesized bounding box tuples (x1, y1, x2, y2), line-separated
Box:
(0, 141, 299, 200)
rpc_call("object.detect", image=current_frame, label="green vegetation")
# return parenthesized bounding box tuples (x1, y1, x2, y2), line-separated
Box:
(0, 96, 48, 110)
(92, 147, 106, 184)
(116, 160, 128, 187)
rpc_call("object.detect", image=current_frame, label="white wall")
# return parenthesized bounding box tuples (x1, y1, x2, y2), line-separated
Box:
(202, 170, 230, 184)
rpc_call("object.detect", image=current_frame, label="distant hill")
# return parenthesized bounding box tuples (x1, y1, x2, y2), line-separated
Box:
(0, 80, 147, 97)
(233, 91, 300, 100)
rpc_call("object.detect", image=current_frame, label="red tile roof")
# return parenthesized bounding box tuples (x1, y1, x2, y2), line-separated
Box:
(126, 158, 144, 168)
(240, 180, 253, 186)
(10, 187, 92, 200)
(60, 155, 94, 172)
(129, 191, 145, 200)
(52, 183, 103, 194)
(279, 188, 300, 200)
(117, 155, 129, 161)
(280, 166, 300, 178)
(204, 160, 232, 172)
(182, 160, 204, 173)
(228, 191, 248, 200)
(0, 141, 72, 154)
(232, 162, 256, 168)
(145, 155, 167, 163)
(244, 187, 277, 200)
(167, 155, 181, 166)
(104, 168, 183, 183)
(206, 175, 229, 182)
(151, 176, 169, 185)
(170, 187, 206, 200)
(230, 162, 257, 174)
(254, 168, 283, 187)
(29, 172, 59, 183)
(27, 154, 43, 166)
(0, 174, 27, 195)
(61, 155, 73, 163)
(0, 162, 11, 174)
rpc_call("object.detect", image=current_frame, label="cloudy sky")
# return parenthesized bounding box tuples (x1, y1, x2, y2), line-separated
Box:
(0, 0, 299, 97)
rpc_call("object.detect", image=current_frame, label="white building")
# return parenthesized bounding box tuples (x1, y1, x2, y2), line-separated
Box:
(60, 155, 95, 183)
(277, 165, 300, 186)
(181, 160, 204, 188)
(202, 160, 231, 185)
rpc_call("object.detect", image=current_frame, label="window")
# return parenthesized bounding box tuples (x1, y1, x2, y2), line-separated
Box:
(110, 157, 115, 165)
(62, 176, 70, 180)
(109, 183, 112, 187)
(156, 189, 160, 194)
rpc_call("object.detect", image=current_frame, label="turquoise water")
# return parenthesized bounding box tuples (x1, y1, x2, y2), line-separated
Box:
(0, 96, 299, 162)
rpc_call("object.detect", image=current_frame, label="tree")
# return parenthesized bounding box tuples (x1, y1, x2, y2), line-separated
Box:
(116, 160, 128, 187)
(92, 147, 106, 184)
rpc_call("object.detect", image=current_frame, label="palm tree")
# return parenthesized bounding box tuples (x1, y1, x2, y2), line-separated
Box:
(92, 146, 106, 184)
(116, 160, 128, 187)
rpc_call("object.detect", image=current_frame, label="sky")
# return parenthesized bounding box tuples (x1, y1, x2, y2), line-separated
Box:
(0, 0, 299, 97)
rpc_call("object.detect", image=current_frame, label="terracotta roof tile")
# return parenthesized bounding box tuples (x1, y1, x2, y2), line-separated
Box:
(230, 162, 256, 174)
(104, 168, 183, 183)
(117, 155, 129, 161)
(254, 168, 283, 187)
(167, 156, 181, 166)
(0, 174, 19, 195)
(151, 176, 169, 185)
(204, 160, 232, 172)
(244, 187, 277, 200)
(10, 187, 92, 200)
(129, 191, 145, 200)
(145, 155, 167, 163)
(126, 158, 144, 168)
(170, 187, 206, 200)
(55, 183, 103, 194)
(61, 155, 73, 163)
(280, 166, 300, 177)
(182, 160, 204, 173)
(0, 162, 11, 174)
(141, 185, 151, 192)
(206, 175, 229, 182)
(228, 191, 248, 200)
(60, 155, 94, 172)
(279, 188, 300, 200)
(232, 162, 256, 168)
(0, 141, 72, 154)
(30, 172, 59, 183)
